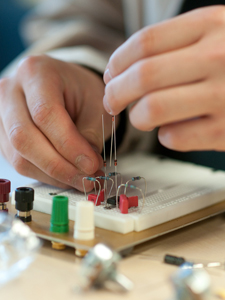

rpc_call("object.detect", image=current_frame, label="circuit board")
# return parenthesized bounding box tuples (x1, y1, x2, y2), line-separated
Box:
(11, 153, 225, 234)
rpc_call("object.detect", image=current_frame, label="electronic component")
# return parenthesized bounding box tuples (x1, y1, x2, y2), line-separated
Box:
(125, 176, 147, 196)
(50, 195, 69, 233)
(77, 243, 133, 292)
(119, 195, 138, 214)
(83, 177, 102, 206)
(108, 172, 122, 185)
(141, 253, 225, 270)
(102, 115, 107, 204)
(109, 116, 119, 198)
(0, 179, 10, 212)
(74, 201, 94, 240)
(15, 187, 34, 222)
(48, 189, 71, 196)
(171, 262, 211, 300)
(74, 201, 95, 257)
(96, 176, 114, 209)
(107, 195, 120, 206)
(164, 254, 186, 266)
(88, 192, 103, 206)
(23, 153, 225, 234)
(116, 184, 145, 214)
(50, 195, 69, 250)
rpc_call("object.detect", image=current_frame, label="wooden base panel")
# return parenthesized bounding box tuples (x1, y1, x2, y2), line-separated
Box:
(7, 200, 225, 253)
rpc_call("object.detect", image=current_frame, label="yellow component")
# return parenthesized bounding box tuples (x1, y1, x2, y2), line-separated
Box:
(51, 241, 66, 250)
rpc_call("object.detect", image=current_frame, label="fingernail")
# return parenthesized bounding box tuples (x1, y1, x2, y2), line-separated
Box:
(103, 95, 112, 115)
(103, 69, 112, 84)
(75, 155, 94, 174)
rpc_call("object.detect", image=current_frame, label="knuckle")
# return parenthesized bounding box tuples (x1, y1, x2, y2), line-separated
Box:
(136, 62, 148, 90)
(32, 101, 55, 129)
(17, 55, 46, 76)
(204, 46, 225, 65)
(57, 137, 71, 154)
(206, 6, 225, 25)
(137, 28, 155, 57)
(11, 153, 28, 175)
(45, 159, 61, 178)
(0, 78, 8, 93)
(135, 61, 155, 92)
(8, 123, 29, 153)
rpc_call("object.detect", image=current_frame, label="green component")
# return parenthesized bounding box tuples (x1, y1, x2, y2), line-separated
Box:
(50, 195, 69, 233)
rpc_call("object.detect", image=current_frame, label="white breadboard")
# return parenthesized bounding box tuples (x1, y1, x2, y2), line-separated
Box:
(12, 153, 225, 234)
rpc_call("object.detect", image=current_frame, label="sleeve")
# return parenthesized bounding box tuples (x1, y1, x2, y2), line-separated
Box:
(1, 0, 125, 76)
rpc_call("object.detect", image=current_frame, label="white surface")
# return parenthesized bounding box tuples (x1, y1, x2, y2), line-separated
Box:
(11, 153, 225, 234)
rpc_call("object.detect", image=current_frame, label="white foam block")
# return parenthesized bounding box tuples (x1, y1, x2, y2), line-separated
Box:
(11, 154, 225, 234)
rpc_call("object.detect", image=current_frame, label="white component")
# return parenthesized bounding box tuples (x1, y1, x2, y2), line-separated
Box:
(74, 201, 94, 240)
(11, 153, 225, 234)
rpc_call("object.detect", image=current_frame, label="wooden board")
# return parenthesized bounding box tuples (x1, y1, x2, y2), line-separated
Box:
(8, 199, 225, 252)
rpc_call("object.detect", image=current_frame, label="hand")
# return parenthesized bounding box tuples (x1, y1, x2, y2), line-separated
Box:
(103, 6, 225, 152)
(0, 55, 111, 191)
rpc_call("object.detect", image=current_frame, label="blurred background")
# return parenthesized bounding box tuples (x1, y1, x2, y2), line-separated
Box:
(0, 0, 38, 72)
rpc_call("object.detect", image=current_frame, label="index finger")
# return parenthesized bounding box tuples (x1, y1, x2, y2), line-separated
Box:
(104, 7, 210, 83)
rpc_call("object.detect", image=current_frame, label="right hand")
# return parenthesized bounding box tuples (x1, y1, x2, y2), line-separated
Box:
(0, 55, 111, 191)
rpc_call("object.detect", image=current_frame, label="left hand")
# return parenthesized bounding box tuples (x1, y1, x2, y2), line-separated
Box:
(103, 6, 225, 152)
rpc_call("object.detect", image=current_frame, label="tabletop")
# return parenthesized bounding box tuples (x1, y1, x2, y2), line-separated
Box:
(1, 154, 225, 300)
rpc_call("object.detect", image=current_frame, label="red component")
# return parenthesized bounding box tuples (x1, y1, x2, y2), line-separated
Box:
(119, 194, 139, 214)
(88, 194, 101, 206)
(99, 189, 105, 202)
(0, 179, 11, 203)
(119, 194, 129, 214)
(127, 196, 138, 208)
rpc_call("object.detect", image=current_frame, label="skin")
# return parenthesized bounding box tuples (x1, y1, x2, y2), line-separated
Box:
(103, 6, 225, 152)
(0, 55, 112, 191)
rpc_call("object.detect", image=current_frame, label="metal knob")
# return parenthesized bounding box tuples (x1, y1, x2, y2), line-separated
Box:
(78, 243, 133, 292)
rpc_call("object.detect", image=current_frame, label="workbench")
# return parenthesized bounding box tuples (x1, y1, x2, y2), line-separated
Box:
(1, 155, 225, 300)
